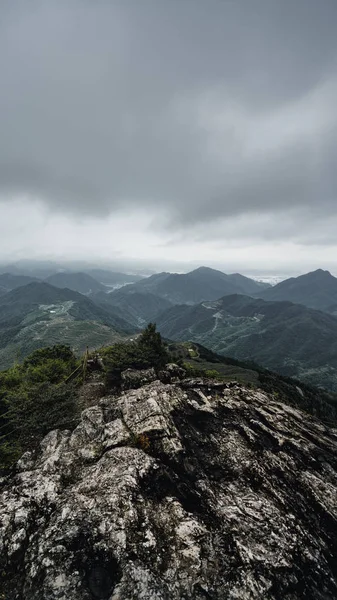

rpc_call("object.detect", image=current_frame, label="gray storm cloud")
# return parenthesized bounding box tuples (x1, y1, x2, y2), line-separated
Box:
(0, 0, 336, 233)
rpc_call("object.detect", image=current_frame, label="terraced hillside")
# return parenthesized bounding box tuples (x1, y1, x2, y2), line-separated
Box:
(0, 283, 133, 369)
(156, 294, 337, 391)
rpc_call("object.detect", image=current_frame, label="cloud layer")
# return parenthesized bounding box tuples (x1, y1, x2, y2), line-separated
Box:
(0, 0, 337, 266)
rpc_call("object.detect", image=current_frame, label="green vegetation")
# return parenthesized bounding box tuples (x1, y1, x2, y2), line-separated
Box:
(0, 345, 80, 470)
(0, 326, 169, 469)
(2, 324, 337, 474)
(103, 323, 169, 388)
(169, 342, 260, 384)
(204, 369, 221, 379)
(174, 342, 337, 425)
(157, 295, 337, 392)
(95, 289, 173, 329)
(0, 282, 134, 370)
(256, 269, 337, 313)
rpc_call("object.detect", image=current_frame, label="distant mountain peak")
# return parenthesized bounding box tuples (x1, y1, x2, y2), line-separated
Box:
(108, 267, 270, 305)
(189, 266, 225, 275)
(309, 268, 332, 277)
(191, 266, 216, 272)
(255, 268, 337, 312)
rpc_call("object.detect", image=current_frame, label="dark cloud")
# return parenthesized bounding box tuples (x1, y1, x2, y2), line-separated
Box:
(0, 0, 336, 239)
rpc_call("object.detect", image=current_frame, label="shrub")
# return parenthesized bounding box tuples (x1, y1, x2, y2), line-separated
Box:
(137, 323, 169, 370)
(0, 439, 22, 470)
(0, 345, 80, 470)
(182, 362, 204, 377)
(6, 382, 79, 439)
(103, 324, 169, 389)
(205, 369, 221, 379)
(22, 345, 76, 368)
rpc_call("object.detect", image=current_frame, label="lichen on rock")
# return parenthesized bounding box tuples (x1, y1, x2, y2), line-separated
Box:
(0, 379, 336, 599)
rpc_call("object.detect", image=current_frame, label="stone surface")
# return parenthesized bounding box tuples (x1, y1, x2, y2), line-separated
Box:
(0, 380, 337, 599)
(158, 363, 186, 383)
(121, 367, 157, 390)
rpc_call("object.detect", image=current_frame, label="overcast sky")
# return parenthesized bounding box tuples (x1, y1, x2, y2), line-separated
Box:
(0, 0, 336, 274)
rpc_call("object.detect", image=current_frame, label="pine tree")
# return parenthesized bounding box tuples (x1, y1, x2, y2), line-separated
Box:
(138, 323, 169, 370)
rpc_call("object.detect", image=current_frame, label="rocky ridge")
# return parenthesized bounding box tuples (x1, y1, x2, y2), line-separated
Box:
(1, 373, 337, 599)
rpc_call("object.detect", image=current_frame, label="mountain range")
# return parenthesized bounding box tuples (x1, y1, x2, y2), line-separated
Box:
(0, 282, 134, 369)
(91, 266, 272, 328)
(108, 266, 270, 305)
(2, 264, 337, 392)
(0, 264, 143, 295)
(94, 287, 174, 328)
(156, 294, 337, 391)
(255, 268, 337, 313)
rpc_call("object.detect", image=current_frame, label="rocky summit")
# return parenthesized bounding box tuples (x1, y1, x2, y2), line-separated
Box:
(1, 376, 337, 599)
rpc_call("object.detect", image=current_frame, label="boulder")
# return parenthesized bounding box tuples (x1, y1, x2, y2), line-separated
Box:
(0, 381, 336, 599)
(158, 363, 186, 383)
(121, 367, 157, 390)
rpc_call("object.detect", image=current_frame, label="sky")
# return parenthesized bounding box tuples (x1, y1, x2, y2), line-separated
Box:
(0, 0, 337, 275)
